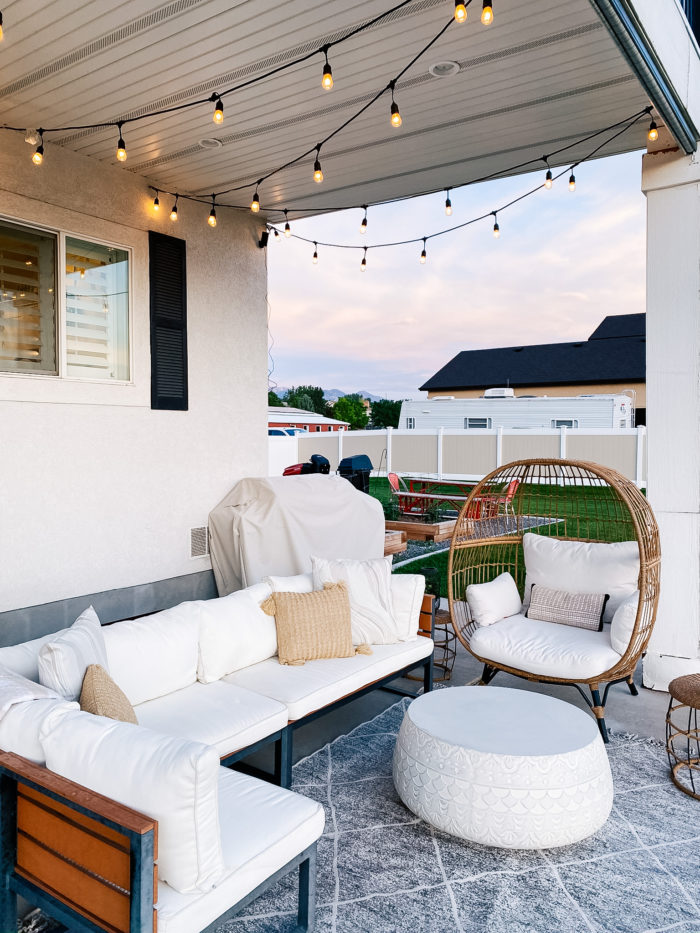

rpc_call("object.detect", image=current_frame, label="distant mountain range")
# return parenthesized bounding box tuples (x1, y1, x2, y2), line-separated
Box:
(271, 387, 385, 403)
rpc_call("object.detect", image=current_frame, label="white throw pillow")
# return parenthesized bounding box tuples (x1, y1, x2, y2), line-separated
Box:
(311, 555, 399, 644)
(264, 573, 314, 593)
(610, 590, 639, 656)
(522, 534, 639, 623)
(389, 574, 426, 640)
(197, 582, 276, 683)
(37, 607, 107, 701)
(466, 573, 522, 627)
(39, 707, 225, 895)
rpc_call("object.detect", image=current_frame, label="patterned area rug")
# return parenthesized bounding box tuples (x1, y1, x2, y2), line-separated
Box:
(227, 698, 700, 933)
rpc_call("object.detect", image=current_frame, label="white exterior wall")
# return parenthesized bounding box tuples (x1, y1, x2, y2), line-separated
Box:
(0, 134, 268, 611)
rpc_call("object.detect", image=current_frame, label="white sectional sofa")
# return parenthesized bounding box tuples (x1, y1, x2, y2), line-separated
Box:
(0, 571, 433, 933)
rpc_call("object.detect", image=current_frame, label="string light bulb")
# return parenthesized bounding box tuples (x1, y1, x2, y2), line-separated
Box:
(648, 119, 658, 143)
(284, 209, 291, 237)
(213, 96, 224, 124)
(420, 238, 427, 264)
(0, 12, 4, 41)
(361, 248, 367, 271)
(569, 172, 576, 192)
(389, 83, 402, 128)
(153, 191, 160, 212)
(545, 169, 553, 188)
(116, 123, 127, 162)
(272, 227, 280, 240)
(454, 1, 467, 23)
(251, 190, 260, 213)
(208, 196, 217, 227)
(481, 1, 493, 25)
(170, 196, 179, 221)
(492, 213, 500, 238)
(32, 134, 44, 166)
(321, 49, 333, 90)
(312, 242, 318, 264)
(360, 207, 368, 234)
(313, 147, 323, 183)
(445, 190, 452, 216)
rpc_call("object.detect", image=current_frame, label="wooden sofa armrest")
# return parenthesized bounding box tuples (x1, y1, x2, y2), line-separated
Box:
(0, 750, 157, 933)
(418, 593, 435, 638)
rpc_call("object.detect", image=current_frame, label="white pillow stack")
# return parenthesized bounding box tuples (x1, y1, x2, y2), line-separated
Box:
(311, 555, 400, 644)
(37, 606, 107, 701)
(466, 572, 522, 627)
(197, 582, 276, 683)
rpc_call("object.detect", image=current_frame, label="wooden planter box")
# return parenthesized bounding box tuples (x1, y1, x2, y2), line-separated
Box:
(385, 518, 457, 543)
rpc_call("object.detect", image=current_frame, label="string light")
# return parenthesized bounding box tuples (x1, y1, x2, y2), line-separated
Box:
(481, 1, 493, 25)
(361, 247, 368, 271)
(170, 195, 179, 221)
(389, 82, 402, 128)
(116, 123, 127, 162)
(153, 191, 160, 212)
(0, 12, 4, 41)
(32, 132, 44, 165)
(272, 227, 280, 240)
(213, 96, 224, 125)
(569, 171, 576, 192)
(251, 189, 260, 213)
(420, 238, 427, 263)
(284, 209, 291, 237)
(454, 1, 467, 23)
(360, 206, 368, 234)
(312, 242, 318, 264)
(313, 146, 324, 183)
(492, 212, 500, 238)
(208, 195, 217, 227)
(543, 157, 553, 189)
(648, 118, 658, 142)
(321, 48, 333, 90)
(445, 189, 452, 216)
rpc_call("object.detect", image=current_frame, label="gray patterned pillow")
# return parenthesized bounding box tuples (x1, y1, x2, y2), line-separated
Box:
(526, 585, 609, 631)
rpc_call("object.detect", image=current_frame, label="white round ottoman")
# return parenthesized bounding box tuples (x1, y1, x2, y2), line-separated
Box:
(393, 686, 613, 849)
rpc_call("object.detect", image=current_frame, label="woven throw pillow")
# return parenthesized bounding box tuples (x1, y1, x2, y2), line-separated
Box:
(261, 582, 371, 666)
(526, 585, 609, 631)
(80, 664, 138, 724)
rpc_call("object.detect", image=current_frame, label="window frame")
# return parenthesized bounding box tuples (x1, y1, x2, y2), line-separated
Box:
(0, 214, 134, 385)
(551, 419, 578, 429)
(406, 417, 415, 429)
(465, 417, 492, 429)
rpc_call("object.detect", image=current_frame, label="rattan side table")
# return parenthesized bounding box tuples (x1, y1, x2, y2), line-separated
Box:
(666, 674, 700, 800)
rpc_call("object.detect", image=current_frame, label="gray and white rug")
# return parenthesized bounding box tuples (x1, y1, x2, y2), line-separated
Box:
(228, 698, 700, 933)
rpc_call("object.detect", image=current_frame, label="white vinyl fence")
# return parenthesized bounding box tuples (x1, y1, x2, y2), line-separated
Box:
(269, 426, 648, 487)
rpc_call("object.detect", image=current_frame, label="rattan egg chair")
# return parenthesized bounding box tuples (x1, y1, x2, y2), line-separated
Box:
(448, 459, 661, 741)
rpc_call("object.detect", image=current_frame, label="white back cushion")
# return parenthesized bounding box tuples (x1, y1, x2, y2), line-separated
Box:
(0, 698, 77, 763)
(40, 707, 224, 894)
(265, 574, 314, 593)
(0, 630, 68, 683)
(522, 534, 639, 624)
(102, 603, 200, 706)
(38, 607, 108, 700)
(389, 574, 425, 640)
(197, 582, 276, 684)
(610, 590, 640, 655)
(311, 555, 399, 644)
(467, 572, 523, 627)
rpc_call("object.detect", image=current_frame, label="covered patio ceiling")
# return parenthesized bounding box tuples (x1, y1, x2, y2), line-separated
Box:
(0, 0, 687, 217)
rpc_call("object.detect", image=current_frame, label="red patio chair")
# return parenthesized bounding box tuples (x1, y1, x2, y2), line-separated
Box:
(468, 478, 521, 519)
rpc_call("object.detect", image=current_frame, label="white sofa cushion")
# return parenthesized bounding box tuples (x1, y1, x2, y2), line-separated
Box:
(37, 607, 108, 700)
(156, 767, 324, 933)
(40, 707, 225, 895)
(389, 574, 426, 641)
(610, 590, 640, 656)
(135, 681, 288, 756)
(522, 533, 639, 623)
(102, 603, 200, 706)
(225, 637, 433, 720)
(466, 572, 522, 627)
(264, 573, 314, 593)
(0, 630, 68, 683)
(197, 582, 275, 683)
(470, 613, 622, 680)
(311, 555, 398, 644)
(0, 698, 77, 763)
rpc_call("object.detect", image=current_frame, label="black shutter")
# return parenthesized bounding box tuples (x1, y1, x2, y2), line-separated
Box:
(149, 231, 188, 410)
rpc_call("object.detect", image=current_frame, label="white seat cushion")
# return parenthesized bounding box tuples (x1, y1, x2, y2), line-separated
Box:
(389, 574, 426, 640)
(156, 767, 324, 933)
(135, 681, 288, 756)
(225, 637, 433, 720)
(470, 614, 622, 680)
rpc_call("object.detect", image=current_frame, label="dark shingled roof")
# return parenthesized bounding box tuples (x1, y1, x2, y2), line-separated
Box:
(420, 314, 645, 393)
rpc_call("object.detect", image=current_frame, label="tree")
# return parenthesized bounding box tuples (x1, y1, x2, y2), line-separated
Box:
(268, 389, 284, 406)
(371, 398, 401, 429)
(284, 385, 330, 416)
(333, 394, 369, 430)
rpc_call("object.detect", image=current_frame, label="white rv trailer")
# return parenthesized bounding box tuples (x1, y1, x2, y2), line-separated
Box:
(399, 389, 634, 431)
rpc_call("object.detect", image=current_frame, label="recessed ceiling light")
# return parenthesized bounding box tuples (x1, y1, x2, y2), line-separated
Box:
(198, 138, 223, 149)
(429, 61, 460, 78)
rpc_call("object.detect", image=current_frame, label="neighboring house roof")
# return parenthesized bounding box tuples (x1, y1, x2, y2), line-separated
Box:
(419, 314, 646, 393)
(268, 407, 348, 426)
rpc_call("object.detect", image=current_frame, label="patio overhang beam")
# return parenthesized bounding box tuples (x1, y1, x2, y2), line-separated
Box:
(590, 0, 699, 153)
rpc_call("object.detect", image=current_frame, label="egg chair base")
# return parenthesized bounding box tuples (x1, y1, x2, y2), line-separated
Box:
(474, 662, 641, 743)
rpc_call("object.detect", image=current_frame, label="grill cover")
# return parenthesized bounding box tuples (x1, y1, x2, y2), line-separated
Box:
(208, 474, 385, 595)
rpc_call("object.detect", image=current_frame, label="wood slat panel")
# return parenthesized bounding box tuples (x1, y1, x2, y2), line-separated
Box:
(20, 784, 133, 848)
(419, 593, 434, 636)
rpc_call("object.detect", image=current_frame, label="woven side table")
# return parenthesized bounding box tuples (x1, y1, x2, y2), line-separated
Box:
(666, 674, 700, 800)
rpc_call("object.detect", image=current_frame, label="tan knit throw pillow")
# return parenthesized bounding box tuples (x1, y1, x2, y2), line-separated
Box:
(80, 664, 138, 724)
(261, 582, 372, 666)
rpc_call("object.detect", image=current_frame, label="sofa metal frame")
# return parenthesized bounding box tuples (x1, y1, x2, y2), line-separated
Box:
(0, 751, 317, 933)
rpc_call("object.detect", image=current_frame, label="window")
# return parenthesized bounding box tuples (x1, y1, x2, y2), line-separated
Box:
(0, 219, 130, 381)
(406, 417, 415, 429)
(552, 419, 578, 429)
(465, 417, 491, 429)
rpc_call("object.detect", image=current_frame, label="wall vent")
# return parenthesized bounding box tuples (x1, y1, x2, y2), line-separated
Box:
(190, 526, 209, 559)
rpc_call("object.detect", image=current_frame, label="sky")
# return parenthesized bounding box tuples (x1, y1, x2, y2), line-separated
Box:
(266, 150, 646, 401)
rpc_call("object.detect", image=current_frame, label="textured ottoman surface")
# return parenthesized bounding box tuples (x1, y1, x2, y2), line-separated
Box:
(392, 686, 613, 849)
